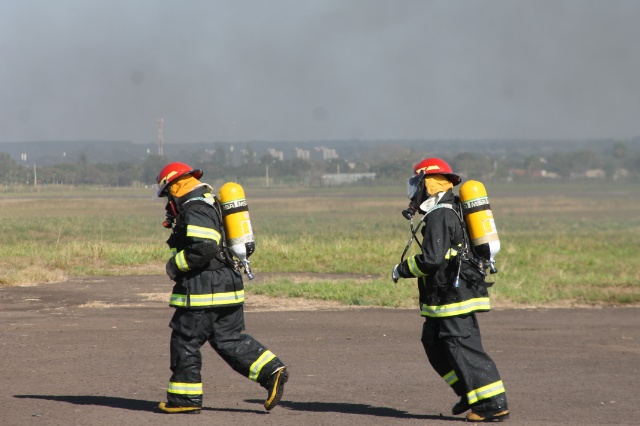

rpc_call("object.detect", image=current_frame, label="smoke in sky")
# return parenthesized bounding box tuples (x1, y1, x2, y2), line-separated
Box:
(1, 0, 640, 144)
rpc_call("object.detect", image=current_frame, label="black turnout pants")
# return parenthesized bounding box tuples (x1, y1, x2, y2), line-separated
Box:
(167, 305, 284, 407)
(421, 313, 508, 413)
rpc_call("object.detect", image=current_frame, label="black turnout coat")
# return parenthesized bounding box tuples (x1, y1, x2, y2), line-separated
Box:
(395, 190, 491, 318)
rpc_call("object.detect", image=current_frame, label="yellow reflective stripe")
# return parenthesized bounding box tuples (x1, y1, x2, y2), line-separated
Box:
(175, 251, 190, 272)
(421, 297, 491, 318)
(408, 246, 461, 275)
(167, 381, 203, 395)
(170, 290, 245, 307)
(186, 224, 221, 244)
(249, 350, 276, 382)
(170, 247, 177, 255)
(467, 380, 505, 405)
(443, 370, 458, 386)
(444, 247, 460, 260)
(407, 255, 427, 277)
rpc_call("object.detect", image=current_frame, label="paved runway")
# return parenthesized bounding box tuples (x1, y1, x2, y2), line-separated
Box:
(1, 276, 638, 425)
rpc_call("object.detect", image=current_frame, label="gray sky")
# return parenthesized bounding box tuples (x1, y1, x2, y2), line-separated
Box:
(2, 0, 640, 144)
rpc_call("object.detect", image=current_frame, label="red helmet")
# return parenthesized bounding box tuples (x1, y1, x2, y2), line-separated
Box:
(412, 157, 461, 186)
(155, 162, 203, 197)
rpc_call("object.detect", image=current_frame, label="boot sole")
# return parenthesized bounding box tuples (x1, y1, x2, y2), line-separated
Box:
(264, 368, 289, 411)
(467, 409, 510, 422)
(158, 402, 201, 414)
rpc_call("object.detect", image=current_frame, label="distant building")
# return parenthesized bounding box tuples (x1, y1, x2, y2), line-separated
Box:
(267, 148, 284, 161)
(294, 147, 310, 160)
(314, 146, 338, 160)
(531, 169, 561, 179)
(613, 168, 630, 180)
(321, 172, 375, 186)
(508, 169, 527, 177)
(239, 148, 257, 164)
(584, 169, 606, 178)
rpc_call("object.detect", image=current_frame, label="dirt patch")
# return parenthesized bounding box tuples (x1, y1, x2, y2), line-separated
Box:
(244, 294, 369, 312)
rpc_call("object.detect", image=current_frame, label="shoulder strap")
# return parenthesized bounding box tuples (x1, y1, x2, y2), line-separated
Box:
(424, 202, 454, 216)
(180, 195, 238, 270)
(425, 199, 472, 259)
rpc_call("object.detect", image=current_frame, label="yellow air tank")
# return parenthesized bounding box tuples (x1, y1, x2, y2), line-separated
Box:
(218, 182, 255, 279)
(459, 180, 500, 273)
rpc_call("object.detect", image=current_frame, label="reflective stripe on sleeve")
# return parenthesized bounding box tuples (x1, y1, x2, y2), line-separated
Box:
(186, 224, 222, 244)
(175, 251, 190, 272)
(407, 255, 427, 277)
(408, 246, 460, 277)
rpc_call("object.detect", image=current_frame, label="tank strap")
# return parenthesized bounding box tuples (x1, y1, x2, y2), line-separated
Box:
(211, 196, 238, 271)
(423, 201, 470, 255)
(182, 195, 214, 207)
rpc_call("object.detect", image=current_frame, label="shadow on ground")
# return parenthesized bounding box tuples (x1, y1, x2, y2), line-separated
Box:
(14, 395, 267, 415)
(14, 394, 460, 421)
(245, 399, 460, 422)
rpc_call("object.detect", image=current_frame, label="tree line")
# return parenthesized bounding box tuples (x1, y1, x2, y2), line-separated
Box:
(1, 141, 639, 188)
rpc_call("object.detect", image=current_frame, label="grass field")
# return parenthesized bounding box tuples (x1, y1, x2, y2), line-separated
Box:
(1, 182, 639, 307)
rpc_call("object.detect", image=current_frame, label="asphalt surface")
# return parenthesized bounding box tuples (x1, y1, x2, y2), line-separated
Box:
(0, 275, 638, 426)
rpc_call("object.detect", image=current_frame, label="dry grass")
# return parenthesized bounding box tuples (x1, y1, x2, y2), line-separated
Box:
(1, 183, 639, 306)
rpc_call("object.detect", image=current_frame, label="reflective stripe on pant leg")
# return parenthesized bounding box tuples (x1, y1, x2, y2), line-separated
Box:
(467, 380, 506, 405)
(422, 317, 465, 396)
(168, 381, 203, 396)
(443, 369, 459, 387)
(209, 305, 283, 383)
(248, 350, 276, 382)
(442, 314, 507, 411)
(168, 314, 207, 407)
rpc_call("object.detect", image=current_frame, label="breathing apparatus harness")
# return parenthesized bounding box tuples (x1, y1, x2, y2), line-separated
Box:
(163, 190, 239, 273)
(397, 194, 485, 288)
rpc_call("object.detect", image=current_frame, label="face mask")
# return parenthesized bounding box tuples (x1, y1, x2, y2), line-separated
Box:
(407, 171, 425, 200)
(403, 172, 454, 219)
(163, 198, 178, 229)
(403, 171, 427, 219)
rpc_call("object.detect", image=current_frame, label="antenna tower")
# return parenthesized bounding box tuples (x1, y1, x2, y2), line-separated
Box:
(157, 118, 164, 156)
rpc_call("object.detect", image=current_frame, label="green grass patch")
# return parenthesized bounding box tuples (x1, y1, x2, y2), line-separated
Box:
(1, 183, 639, 307)
(246, 276, 418, 308)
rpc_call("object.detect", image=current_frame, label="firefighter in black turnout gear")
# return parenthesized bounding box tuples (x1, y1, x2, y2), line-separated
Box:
(154, 162, 288, 414)
(392, 158, 509, 422)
